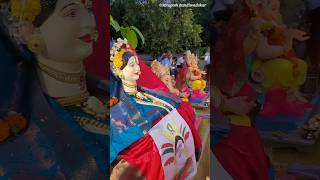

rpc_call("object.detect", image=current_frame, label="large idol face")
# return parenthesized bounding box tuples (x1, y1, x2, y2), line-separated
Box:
(121, 56, 141, 82)
(39, 0, 96, 62)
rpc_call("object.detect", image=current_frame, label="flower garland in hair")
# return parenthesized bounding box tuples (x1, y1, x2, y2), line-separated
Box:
(110, 38, 132, 76)
(10, 0, 41, 22)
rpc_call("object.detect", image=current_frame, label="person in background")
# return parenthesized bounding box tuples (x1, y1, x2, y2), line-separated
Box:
(160, 52, 173, 67)
(205, 48, 210, 66)
(176, 53, 186, 69)
(171, 56, 178, 77)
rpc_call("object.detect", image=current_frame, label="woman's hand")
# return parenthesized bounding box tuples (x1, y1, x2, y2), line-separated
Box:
(224, 96, 256, 115)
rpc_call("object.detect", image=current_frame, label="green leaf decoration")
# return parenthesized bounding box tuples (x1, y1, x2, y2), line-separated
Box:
(182, 126, 186, 137)
(167, 123, 174, 132)
(110, 15, 120, 32)
(162, 147, 174, 155)
(120, 27, 138, 48)
(131, 26, 145, 45)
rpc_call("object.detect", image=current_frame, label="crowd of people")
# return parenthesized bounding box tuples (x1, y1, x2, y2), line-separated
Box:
(157, 50, 210, 83)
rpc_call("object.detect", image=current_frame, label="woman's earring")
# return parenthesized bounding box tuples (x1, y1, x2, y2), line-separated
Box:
(27, 35, 46, 54)
(118, 71, 124, 80)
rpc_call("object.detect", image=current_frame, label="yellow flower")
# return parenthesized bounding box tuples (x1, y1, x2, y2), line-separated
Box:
(10, 0, 41, 22)
(113, 48, 125, 69)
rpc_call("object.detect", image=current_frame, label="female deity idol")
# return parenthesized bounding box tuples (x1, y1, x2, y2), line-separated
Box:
(110, 39, 202, 180)
(0, 0, 108, 178)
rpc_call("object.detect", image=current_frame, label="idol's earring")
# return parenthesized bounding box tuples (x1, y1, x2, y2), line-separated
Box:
(92, 30, 99, 42)
(27, 35, 46, 54)
(118, 71, 124, 80)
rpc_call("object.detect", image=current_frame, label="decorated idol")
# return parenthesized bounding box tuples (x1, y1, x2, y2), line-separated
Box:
(176, 50, 208, 104)
(185, 51, 208, 99)
(248, 0, 312, 117)
(110, 38, 201, 179)
(0, 0, 107, 178)
(150, 60, 189, 100)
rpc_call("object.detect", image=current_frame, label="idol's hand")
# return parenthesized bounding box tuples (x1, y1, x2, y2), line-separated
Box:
(290, 29, 310, 41)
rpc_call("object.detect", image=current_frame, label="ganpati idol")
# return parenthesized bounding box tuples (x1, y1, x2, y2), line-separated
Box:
(151, 60, 189, 101)
(0, 0, 108, 178)
(248, 0, 312, 117)
(110, 38, 202, 179)
(176, 50, 208, 104)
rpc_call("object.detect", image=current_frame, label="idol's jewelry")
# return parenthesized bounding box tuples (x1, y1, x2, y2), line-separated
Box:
(127, 91, 138, 96)
(134, 92, 174, 112)
(37, 61, 86, 90)
(27, 35, 46, 54)
(55, 91, 90, 107)
(92, 30, 99, 42)
(118, 71, 124, 79)
(57, 93, 108, 121)
(73, 116, 108, 135)
(82, 96, 108, 121)
(122, 81, 137, 89)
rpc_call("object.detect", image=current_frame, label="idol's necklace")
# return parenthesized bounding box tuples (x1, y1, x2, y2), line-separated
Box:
(55, 91, 90, 107)
(37, 61, 86, 90)
(122, 81, 137, 88)
(133, 92, 174, 112)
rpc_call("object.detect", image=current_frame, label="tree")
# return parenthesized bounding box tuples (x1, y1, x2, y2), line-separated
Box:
(110, 15, 144, 49)
(111, 0, 203, 57)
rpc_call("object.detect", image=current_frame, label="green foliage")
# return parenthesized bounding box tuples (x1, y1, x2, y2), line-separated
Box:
(110, 15, 145, 49)
(110, 15, 120, 32)
(111, 0, 204, 57)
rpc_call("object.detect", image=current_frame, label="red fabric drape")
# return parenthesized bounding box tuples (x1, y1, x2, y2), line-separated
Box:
(137, 60, 169, 92)
(120, 102, 201, 180)
(214, 125, 269, 180)
(85, 1, 108, 80)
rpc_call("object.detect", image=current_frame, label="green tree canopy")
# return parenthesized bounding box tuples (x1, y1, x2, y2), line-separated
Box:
(111, 0, 205, 57)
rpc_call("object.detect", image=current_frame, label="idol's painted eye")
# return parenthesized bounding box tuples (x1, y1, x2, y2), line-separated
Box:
(63, 9, 77, 17)
(60, 3, 81, 18)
